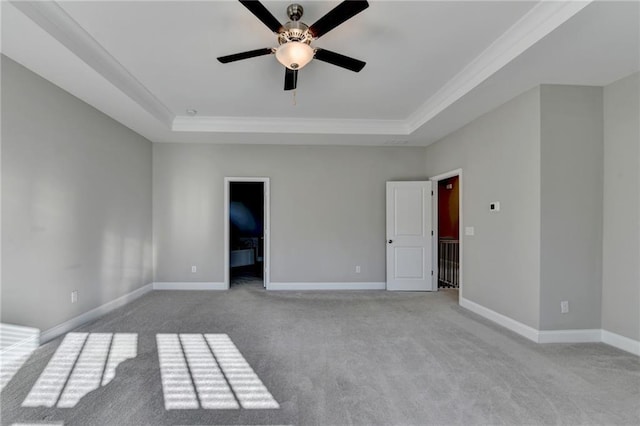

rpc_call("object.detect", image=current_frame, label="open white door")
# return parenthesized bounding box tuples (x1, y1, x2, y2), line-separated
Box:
(386, 181, 434, 291)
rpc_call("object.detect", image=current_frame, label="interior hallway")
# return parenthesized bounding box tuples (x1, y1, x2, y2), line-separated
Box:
(1, 287, 638, 425)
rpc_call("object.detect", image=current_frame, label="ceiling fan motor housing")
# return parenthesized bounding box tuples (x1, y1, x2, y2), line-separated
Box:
(278, 21, 312, 45)
(279, 3, 313, 45)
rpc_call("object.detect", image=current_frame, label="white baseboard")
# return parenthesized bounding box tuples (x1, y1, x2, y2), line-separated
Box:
(269, 282, 386, 291)
(40, 283, 153, 344)
(537, 329, 601, 343)
(460, 297, 640, 356)
(459, 297, 540, 342)
(602, 330, 640, 356)
(152, 282, 226, 290)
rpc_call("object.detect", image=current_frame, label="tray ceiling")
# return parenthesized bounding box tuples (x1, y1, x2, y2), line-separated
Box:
(2, 1, 638, 145)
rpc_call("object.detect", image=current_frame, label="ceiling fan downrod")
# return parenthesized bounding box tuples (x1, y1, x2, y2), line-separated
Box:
(286, 3, 304, 21)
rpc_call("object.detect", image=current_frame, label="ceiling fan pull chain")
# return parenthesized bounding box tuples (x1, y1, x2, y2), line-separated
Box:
(292, 90, 297, 106)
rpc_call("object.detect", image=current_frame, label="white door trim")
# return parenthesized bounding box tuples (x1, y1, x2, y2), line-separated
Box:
(224, 177, 270, 290)
(429, 169, 463, 300)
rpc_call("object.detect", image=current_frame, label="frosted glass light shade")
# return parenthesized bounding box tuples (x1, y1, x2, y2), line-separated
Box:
(275, 42, 314, 70)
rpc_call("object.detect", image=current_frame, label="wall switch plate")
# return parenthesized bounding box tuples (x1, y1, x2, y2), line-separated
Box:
(490, 202, 500, 212)
(465, 226, 475, 236)
(561, 300, 569, 314)
(71, 290, 78, 304)
(355, 265, 361, 273)
(191, 265, 197, 273)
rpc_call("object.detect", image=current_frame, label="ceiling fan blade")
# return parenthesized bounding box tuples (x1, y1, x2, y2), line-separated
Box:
(284, 68, 298, 91)
(314, 49, 366, 72)
(239, 0, 283, 33)
(217, 48, 273, 63)
(308, 0, 369, 39)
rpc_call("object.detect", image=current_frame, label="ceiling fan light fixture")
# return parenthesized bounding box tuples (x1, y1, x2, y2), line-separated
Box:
(275, 41, 314, 70)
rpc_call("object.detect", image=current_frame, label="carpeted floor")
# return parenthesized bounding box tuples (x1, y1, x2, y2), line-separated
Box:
(1, 285, 639, 425)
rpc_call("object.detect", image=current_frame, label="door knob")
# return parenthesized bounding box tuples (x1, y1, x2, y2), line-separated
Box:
(388, 239, 393, 244)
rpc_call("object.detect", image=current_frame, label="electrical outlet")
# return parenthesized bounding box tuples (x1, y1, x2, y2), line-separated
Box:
(71, 290, 78, 304)
(560, 300, 569, 314)
(355, 265, 361, 273)
(191, 265, 197, 273)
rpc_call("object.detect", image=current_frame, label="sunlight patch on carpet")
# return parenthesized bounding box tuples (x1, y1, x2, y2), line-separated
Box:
(22, 333, 137, 408)
(157, 333, 279, 410)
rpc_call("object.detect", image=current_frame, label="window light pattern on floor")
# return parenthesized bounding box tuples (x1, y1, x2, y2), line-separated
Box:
(180, 334, 239, 409)
(57, 333, 111, 408)
(22, 333, 137, 408)
(1, 323, 40, 392)
(157, 333, 279, 410)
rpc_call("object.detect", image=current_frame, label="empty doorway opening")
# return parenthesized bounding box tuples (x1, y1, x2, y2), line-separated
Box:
(431, 169, 463, 301)
(437, 176, 460, 290)
(224, 178, 270, 289)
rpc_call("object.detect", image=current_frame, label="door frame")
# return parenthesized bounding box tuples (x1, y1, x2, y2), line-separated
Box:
(224, 177, 270, 290)
(429, 169, 463, 300)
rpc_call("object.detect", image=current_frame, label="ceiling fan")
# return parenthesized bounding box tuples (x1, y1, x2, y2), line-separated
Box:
(217, 0, 369, 91)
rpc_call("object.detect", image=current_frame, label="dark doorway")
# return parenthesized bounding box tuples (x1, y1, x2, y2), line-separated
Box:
(438, 176, 460, 289)
(229, 182, 264, 286)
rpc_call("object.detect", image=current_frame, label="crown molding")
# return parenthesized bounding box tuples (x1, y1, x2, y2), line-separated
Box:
(172, 116, 409, 135)
(406, 0, 592, 133)
(12, 0, 591, 137)
(170, 1, 592, 135)
(10, 0, 175, 128)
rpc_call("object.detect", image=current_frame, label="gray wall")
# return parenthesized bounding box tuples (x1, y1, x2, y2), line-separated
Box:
(424, 87, 542, 329)
(4, 47, 636, 342)
(153, 144, 427, 284)
(602, 72, 640, 341)
(1, 56, 153, 331)
(426, 80, 638, 337)
(539, 85, 603, 330)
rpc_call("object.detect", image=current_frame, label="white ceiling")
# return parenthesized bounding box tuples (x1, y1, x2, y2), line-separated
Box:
(2, 1, 639, 146)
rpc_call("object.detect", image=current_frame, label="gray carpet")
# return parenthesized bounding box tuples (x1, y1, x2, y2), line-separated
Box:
(1, 285, 639, 425)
